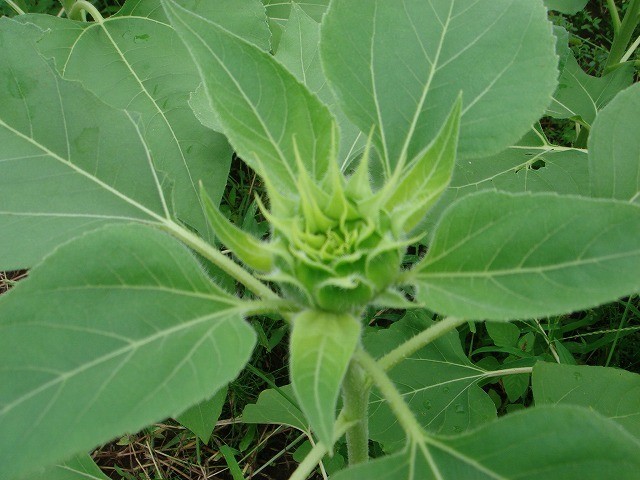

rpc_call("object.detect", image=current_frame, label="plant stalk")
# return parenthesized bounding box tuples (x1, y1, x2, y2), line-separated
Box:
(377, 316, 467, 372)
(163, 222, 279, 301)
(342, 360, 370, 465)
(606, 0, 622, 35)
(354, 348, 423, 440)
(67, 0, 104, 22)
(4, 0, 25, 14)
(605, 0, 640, 72)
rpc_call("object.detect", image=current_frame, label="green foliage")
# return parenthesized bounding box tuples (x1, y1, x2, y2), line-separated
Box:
(0, 0, 639, 478)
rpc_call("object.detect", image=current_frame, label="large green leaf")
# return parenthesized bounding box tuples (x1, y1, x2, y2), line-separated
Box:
(28, 454, 109, 480)
(290, 310, 361, 448)
(589, 82, 640, 203)
(415, 191, 640, 320)
(547, 52, 634, 126)
(274, 4, 364, 169)
(242, 385, 309, 432)
(533, 362, 640, 439)
(0, 19, 167, 269)
(364, 312, 496, 452)
(321, 0, 558, 174)
(0, 224, 255, 478)
(18, 8, 271, 240)
(332, 406, 640, 479)
(162, 0, 336, 196)
(544, 0, 589, 14)
(425, 142, 590, 227)
(262, 0, 329, 49)
(116, 0, 271, 50)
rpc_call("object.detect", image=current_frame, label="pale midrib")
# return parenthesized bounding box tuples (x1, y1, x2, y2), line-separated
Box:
(421, 248, 639, 279)
(43, 283, 236, 304)
(0, 307, 242, 417)
(0, 118, 165, 224)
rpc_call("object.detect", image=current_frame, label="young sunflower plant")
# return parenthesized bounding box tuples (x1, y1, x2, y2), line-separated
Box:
(1, 0, 640, 479)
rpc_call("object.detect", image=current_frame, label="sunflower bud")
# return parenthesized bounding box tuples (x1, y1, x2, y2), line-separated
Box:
(262, 146, 405, 313)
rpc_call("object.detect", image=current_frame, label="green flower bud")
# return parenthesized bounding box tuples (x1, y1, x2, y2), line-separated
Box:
(263, 150, 405, 313)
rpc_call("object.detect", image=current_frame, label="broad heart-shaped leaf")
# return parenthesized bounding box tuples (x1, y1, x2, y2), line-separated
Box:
(547, 52, 634, 126)
(176, 386, 227, 444)
(364, 311, 495, 452)
(290, 311, 361, 449)
(415, 191, 640, 321)
(425, 142, 590, 228)
(162, 0, 336, 198)
(18, 10, 266, 242)
(544, 0, 589, 14)
(242, 384, 309, 433)
(274, 4, 365, 169)
(533, 362, 640, 439)
(26, 454, 108, 480)
(589, 82, 640, 203)
(332, 406, 640, 480)
(0, 224, 255, 478)
(115, 0, 271, 51)
(0, 19, 167, 270)
(321, 0, 558, 175)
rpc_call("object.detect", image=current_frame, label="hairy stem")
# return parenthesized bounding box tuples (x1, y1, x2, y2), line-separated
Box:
(342, 361, 370, 465)
(289, 415, 352, 480)
(163, 221, 279, 301)
(354, 348, 423, 440)
(605, 0, 640, 72)
(378, 316, 467, 372)
(67, 0, 104, 22)
(606, 0, 622, 35)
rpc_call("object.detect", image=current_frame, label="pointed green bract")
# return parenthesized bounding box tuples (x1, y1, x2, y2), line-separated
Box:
(533, 362, 640, 439)
(0, 224, 255, 478)
(162, 0, 336, 195)
(290, 311, 361, 448)
(589, 83, 640, 203)
(321, 0, 558, 174)
(415, 191, 640, 320)
(383, 97, 461, 232)
(332, 406, 640, 479)
(201, 185, 273, 272)
(0, 19, 167, 269)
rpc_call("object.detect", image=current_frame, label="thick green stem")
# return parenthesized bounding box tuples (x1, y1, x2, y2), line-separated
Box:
(342, 360, 370, 465)
(377, 316, 467, 372)
(607, 0, 622, 35)
(605, 0, 640, 72)
(354, 348, 423, 440)
(162, 221, 279, 301)
(67, 0, 103, 22)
